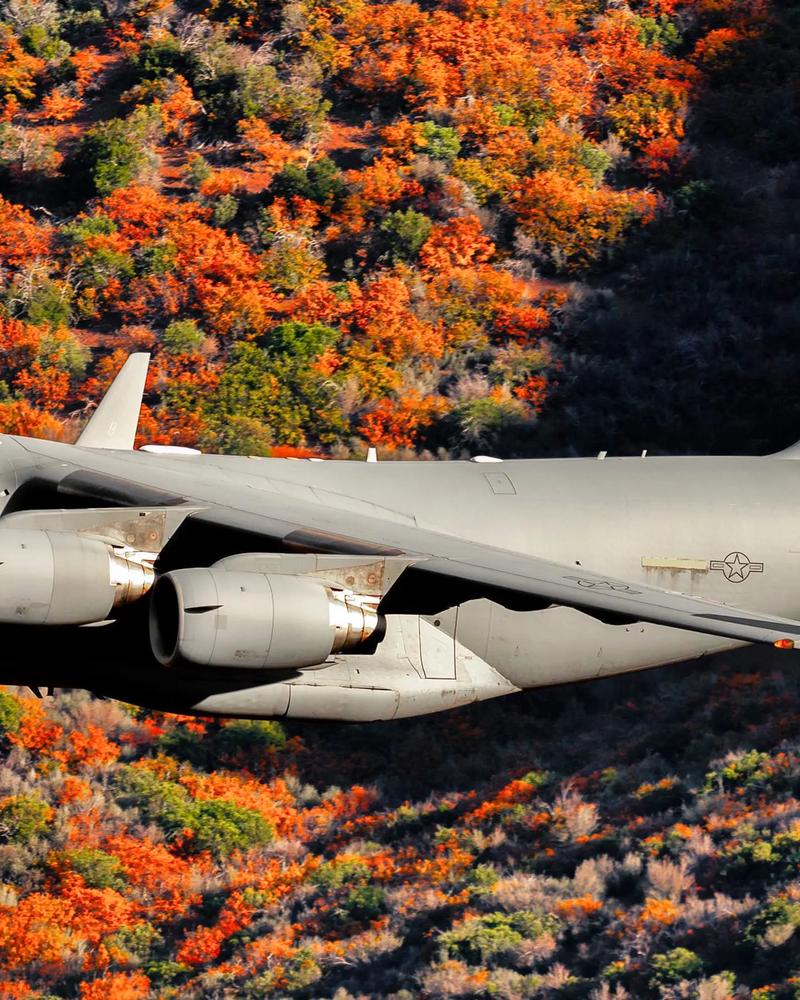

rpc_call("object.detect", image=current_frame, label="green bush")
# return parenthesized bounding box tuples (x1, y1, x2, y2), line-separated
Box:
(162, 319, 205, 356)
(0, 691, 22, 737)
(271, 157, 345, 205)
(262, 321, 337, 360)
(60, 848, 127, 890)
(62, 214, 119, 243)
(239, 64, 280, 119)
(418, 121, 461, 163)
(673, 179, 726, 220)
(649, 947, 703, 986)
(136, 241, 177, 277)
(719, 825, 800, 881)
(342, 884, 386, 922)
(380, 208, 433, 263)
(245, 949, 322, 997)
(745, 897, 800, 945)
(74, 244, 135, 291)
(635, 14, 681, 54)
(23, 279, 72, 329)
(114, 766, 273, 857)
(106, 922, 163, 959)
(445, 396, 533, 454)
(155, 728, 208, 767)
(158, 719, 286, 768)
(212, 194, 239, 227)
(185, 800, 273, 858)
(439, 911, 561, 966)
(215, 719, 287, 755)
(705, 751, 771, 792)
(77, 110, 159, 195)
(467, 864, 500, 892)
(578, 142, 613, 185)
(114, 766, 194, 837)
(0, 795, 52, 842)
(522, 769, 551, 790)
(193, 71, 245, 133)
(22, 22, 69, 62)
(206, 339, 345, 448)
(143, 961, 191, 985)
(135, 34, 195, 80)
(312, 857, 370, 890)
(185, 153, 212, 190)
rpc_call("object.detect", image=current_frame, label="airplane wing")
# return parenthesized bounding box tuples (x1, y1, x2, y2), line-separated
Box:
(389, 548, 800, 647)
(177, 503, 800, 650)
(17, 456, 800, 649)
(19, 351, 800, 651)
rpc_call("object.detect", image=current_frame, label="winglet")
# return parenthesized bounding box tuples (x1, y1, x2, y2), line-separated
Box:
(77, 353, 150, 450)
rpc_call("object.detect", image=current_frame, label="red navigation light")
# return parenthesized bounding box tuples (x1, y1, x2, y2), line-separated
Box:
(774, 638, 795, 650)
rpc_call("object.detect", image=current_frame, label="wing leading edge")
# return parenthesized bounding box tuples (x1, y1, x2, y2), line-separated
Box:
(184, 506, 800, 650)
(24, 456, 800, 650)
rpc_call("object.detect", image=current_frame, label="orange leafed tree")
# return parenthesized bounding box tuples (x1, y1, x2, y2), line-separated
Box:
(34, 89, 84, 123)
(0, 26, 44, 102)
(358, 391, 447, 449)
(511, 170, 660, 270)
(0, 197, 51, 267)
(419, 216, 495, 273)
(79, 972, 150, 1000)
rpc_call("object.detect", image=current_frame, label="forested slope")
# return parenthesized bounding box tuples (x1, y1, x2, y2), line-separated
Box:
(1, 651, 800, 998)
(0, 0, 797, 456)
(2, 0, 800, 997)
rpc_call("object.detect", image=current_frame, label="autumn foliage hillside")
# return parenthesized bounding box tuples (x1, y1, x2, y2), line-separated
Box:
(0, 0, 797, 455)
(0, 649, 800, 998)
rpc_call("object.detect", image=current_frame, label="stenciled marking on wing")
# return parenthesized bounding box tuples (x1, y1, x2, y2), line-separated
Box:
(563, 576, 643, 595)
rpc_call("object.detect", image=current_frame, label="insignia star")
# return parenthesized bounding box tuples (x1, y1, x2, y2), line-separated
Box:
(725, 552, 750, 582)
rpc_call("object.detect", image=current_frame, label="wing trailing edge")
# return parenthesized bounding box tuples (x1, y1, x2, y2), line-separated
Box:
(77, 353, 150, 450)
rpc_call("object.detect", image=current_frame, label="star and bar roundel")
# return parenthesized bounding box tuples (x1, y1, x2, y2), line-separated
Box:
(709, 552, 764, 583)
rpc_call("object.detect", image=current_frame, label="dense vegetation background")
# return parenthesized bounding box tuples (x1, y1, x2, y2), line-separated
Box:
(1, 651, 800, 999)
(1, 0, 800, 996)
(0, 0, 798, 458)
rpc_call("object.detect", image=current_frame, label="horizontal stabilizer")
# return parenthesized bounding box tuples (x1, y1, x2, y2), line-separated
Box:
(77, 353, 150, 450)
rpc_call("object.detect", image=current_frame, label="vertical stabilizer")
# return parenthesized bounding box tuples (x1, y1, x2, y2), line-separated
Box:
(77, 353, 150, 450)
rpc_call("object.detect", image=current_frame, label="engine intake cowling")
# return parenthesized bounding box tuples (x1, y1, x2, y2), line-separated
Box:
(149, 568, 384, 669)
(0, 529, 154, 625)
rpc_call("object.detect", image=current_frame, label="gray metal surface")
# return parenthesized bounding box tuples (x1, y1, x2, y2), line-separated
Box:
(0, 353, 797, 719)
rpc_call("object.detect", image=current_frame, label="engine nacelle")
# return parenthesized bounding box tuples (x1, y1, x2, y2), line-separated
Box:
(149, 568, 385, 670)
(0, 529, 154, 625)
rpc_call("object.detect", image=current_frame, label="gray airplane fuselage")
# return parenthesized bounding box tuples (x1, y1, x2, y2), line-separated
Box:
(0, 432, 793, 720)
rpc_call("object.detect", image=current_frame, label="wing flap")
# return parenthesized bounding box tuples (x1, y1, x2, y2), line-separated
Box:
(390, 554, 800, 648)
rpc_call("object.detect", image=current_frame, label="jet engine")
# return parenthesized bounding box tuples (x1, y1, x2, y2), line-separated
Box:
(149, 568, 385, 670)
(0, 529, 154, 625)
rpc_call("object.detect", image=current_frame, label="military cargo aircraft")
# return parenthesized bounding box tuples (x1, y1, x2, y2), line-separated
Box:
(0, 353, 797, 721)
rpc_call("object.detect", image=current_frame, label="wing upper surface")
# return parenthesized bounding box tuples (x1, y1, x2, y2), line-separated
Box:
(15, 449, 798, 648)
(185, 502, 800, 649)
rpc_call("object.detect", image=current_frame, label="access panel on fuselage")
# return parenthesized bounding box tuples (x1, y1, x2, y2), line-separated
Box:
(418, 610, 457, 679)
